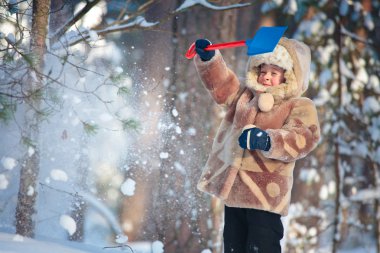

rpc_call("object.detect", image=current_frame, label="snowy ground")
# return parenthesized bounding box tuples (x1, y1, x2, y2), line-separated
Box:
(0, 231, 376, 253)
(0, 232, 161, 253)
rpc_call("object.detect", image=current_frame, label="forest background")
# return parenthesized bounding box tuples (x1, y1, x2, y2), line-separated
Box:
(1, 0, 380, 252)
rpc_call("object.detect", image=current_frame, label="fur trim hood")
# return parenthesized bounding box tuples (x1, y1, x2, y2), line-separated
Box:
(246, 37, 311, 112)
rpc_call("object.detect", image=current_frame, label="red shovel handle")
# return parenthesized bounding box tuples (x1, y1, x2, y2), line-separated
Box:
(185, 40, 246, 59)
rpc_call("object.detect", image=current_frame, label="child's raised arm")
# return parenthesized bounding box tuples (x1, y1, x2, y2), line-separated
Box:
(194, 50, 240, 106)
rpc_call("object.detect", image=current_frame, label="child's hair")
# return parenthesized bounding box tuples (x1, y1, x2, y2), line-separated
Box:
(257, 63, 286, 74)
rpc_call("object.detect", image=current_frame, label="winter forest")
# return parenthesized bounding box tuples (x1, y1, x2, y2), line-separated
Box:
(0, 0, 380, 252)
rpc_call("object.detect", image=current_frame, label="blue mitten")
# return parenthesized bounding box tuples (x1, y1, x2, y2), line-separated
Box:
(195, 39, 215, 61)
(238, 125, 271, 151)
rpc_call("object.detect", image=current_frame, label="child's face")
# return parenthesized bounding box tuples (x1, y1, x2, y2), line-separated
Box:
(257, 64, 285, 87)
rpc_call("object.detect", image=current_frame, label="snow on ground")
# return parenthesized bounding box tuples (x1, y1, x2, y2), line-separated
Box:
(0, 231, 377, 253)
(0, 232, 161, 253)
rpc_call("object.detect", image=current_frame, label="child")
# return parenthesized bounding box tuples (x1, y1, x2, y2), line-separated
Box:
(193, 37, 320, 253)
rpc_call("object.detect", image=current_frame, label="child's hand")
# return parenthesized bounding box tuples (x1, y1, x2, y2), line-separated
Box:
(195, 39, 215, 61)
(238, 125, 271, 151)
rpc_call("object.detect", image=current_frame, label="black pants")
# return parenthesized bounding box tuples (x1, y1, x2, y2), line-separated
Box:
(223, 206, 284, 253)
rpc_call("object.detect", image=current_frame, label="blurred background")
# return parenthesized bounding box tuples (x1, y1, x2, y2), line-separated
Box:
(0, 0, 380, 252)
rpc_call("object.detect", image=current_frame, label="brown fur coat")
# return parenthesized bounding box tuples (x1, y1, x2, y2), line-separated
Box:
(194, 37, 320, 216)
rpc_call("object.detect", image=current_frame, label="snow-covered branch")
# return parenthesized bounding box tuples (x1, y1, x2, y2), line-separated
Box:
(39, 183, 125, 236)
(350, 187, 380, 202)
(175, 0, 251, 12)
(51, 0, 251, 49)
(341, 25, 374, 45)
(55, 16, 158, 49)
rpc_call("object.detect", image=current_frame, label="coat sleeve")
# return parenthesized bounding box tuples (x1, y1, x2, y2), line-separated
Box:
(194, 50, 241, 106)
(261, 98, 320, 162)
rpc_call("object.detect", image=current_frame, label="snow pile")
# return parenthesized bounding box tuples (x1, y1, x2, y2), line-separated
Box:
(12, 234, 24, 242)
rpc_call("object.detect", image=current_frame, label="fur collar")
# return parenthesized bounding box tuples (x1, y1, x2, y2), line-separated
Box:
(246, 67, 299, 112)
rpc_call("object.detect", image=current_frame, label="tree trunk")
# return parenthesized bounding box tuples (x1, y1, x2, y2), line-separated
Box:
(369, 159, 380, 253)
(332, 20, 343, 253)
(15, 0, 50, 237)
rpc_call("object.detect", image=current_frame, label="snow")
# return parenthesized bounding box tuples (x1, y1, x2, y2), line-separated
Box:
(313, 88, 330, 106)
(132, 16, 158, 28)
(355, 67, 369, 84)
(340, 59, 355, 80)
(28, 147, 35, 157)
(319, 184, 329, 200)
(350, 188, 380, 202)
(363, 96, 380, 114)
(78, 191, 124, 235)
(88, 30, 99, 42)
(114, 234, 128, 244)
(299, 168, 320, 184)
(27, 185, 34, 196)
(1, 156, 17, 170)
(152, 240, 164, 253)
(175, 126, 182, 134)
(95, 16, 159, 37)
(0, 232, 126, 253)
(364, 12, 375, 30)
(60, 215, 77, 236)
(174, 162, 185, 174)
(285, 0, 297, 15)
(186, 127, 196, 136)
(50, 169, 69, 182)
(12, 234, 24, 242)
(176, 0, 250, 12)
(159, 152, 169, 159)
(261, 0, 283, 13)
(339, 0, 350, 16)
(171, 108, 179, 117)
(0, 174, 9, 190)
(120, 178, 136, 196)
(341, 25, 373, 44)
(99, 113, 113, 122)
(319, 68, 332, 86)
(6, 33, 16, 44)
(353, 1, 362, 12)
(74, 1, 106, 28)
